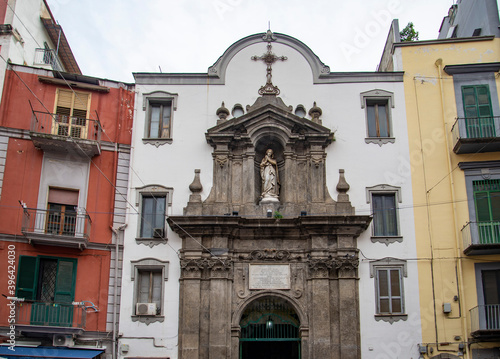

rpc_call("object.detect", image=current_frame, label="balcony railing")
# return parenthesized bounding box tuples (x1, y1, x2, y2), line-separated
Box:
(33, 48, 63, 72)
(30, 110, 102, 157)
(15, 300, 86, 331)
(21, 207, 91, 249)
(451, 116, 500, 153)
(462, 221, 500, 255)
(470, 305, 500, 338)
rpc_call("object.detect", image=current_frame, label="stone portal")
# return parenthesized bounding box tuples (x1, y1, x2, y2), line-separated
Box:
(169, 90, 371, 359)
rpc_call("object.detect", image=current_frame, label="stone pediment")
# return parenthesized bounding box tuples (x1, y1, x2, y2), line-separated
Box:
(207, 95, 334, 150)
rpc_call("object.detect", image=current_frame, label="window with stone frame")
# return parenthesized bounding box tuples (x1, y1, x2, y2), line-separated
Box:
(142, 91, 178, 146)
(360, 89, 395, 145)
(140, 195, 166, 239)
(370, 258, 407, 323)
(366, 185, 402, 245)
(147, 102, 172, 139)
(131, 258, 169, 323)
(135, 185, 173, 246)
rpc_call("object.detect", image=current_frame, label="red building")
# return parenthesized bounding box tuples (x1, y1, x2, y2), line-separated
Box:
(0, 64, 134, 359)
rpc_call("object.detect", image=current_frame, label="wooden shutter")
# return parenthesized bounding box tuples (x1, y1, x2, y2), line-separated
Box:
(16, 256, 38, 300)
(53, 258, 77, 303)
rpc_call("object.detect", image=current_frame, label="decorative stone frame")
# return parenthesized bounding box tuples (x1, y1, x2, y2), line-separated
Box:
(142, 91, 178, 147)
(130, 258, 169, 324)
(370, 257, 407, 323)
(366, 184, 402, 245)
(360, 89, 395, 145)
(135, 184, 173, 247)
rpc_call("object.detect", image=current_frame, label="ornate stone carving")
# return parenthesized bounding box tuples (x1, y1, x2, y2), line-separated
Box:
(180, 258, 232, 272)
(311, 155, 323, 168)
(240, 249, 291, 261)
(334, 256, 359, 271)
(215, 155, 228, 167)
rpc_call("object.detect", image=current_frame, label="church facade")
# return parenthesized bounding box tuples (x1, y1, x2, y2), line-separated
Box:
(118, 31, 422, 359)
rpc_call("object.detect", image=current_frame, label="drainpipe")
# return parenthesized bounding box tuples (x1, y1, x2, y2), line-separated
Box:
(435, 58, 469, 359)
(111, 224, 127, 359)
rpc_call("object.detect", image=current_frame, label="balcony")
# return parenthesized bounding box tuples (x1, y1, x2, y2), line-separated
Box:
(462, 221, 500, 255)
(30, 110, 102, 157)
(33, 48, 63, 72)
(15, 300, 86, 335)
(21, 207, 91, 250)
(452, 116, 500, 154)
(470, 305, 500, 340)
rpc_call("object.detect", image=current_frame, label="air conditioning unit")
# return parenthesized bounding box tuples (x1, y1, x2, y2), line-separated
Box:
(136, 302, 157, 316)
(152, 228, 164, 238)
(53, 334, 74, 347)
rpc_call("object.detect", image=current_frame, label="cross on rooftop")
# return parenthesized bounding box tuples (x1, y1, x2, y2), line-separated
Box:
(251, 31, 287, 95)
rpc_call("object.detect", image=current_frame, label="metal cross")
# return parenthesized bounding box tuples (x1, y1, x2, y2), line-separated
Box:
(251, 37, 287, 95)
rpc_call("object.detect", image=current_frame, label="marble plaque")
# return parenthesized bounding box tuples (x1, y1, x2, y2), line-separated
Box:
(249, 264, 290, 289)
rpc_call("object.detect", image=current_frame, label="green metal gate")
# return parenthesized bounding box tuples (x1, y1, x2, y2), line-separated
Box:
(239, 297, 300, 359)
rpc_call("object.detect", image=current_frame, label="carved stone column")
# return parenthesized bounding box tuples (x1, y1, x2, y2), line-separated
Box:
(307, 258, 333, 358)
(179, 260, 203, 359)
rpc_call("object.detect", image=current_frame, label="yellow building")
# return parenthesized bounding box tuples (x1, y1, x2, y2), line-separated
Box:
(379, 2, 500, 358)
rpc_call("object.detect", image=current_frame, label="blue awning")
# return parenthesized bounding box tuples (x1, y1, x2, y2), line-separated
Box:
(0, 346, 103, 358)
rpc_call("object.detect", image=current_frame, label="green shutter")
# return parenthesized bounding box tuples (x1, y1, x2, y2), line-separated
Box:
(16, 256, 38, 300)
(53, 258, 77, 303)
(462, 85, 494, 138)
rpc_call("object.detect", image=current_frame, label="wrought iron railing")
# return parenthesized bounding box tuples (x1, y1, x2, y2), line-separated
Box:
(470, 305, 500, 332)
(31, 110, 102, 143)
(22, 207, 91, 239)
(452, 116, 500, 142)
(15, 301, 86, 328)
(462, 221, 500, 250)
(33, 48, 63, 72)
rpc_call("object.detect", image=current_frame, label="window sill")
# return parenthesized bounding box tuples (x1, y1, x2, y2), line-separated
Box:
(142, 138, 172, 147)
(375, 314, 407, 324)
(131, 315, 164, 325)
(371, 236, 403, 246)
(136, 237, 168, 248)
(365, 137, 395, 146)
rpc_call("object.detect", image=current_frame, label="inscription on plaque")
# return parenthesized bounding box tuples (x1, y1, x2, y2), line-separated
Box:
(249, 264, 290, 289)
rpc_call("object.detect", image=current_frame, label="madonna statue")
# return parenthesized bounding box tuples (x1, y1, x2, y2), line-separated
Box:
(260, 149, 279, 199)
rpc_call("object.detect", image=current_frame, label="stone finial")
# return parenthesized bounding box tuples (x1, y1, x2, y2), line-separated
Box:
(216, 102, 230, 124)
(189, 169, 203, 194)
(336, 169, 350, 202)
(309, 102, 322, 124)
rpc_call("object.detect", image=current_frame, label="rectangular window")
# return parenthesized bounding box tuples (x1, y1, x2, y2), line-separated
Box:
(54, 89, 90, 139)
(367, 100, 390, 138)
(372, 193, 398, 236)
(462, 85, 494, 138)
(140, 195, 166, 238)
(473, 180, 500, 244)
(147, 102, 171, 139)
(137, 269, 162, 315)
(46, 188, 79, 236)
(375, 267, 404, 315)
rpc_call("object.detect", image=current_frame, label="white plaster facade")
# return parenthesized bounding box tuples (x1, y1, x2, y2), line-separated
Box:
(119, 32, 422, 359)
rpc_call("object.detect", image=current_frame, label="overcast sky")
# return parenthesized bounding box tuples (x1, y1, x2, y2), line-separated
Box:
(46, 0, 454, 83)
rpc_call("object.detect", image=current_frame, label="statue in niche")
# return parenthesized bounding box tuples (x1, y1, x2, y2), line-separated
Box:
(260, 149, 279, 199)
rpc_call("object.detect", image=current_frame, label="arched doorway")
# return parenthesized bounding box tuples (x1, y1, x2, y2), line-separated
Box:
(239, 296, 300, 359)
